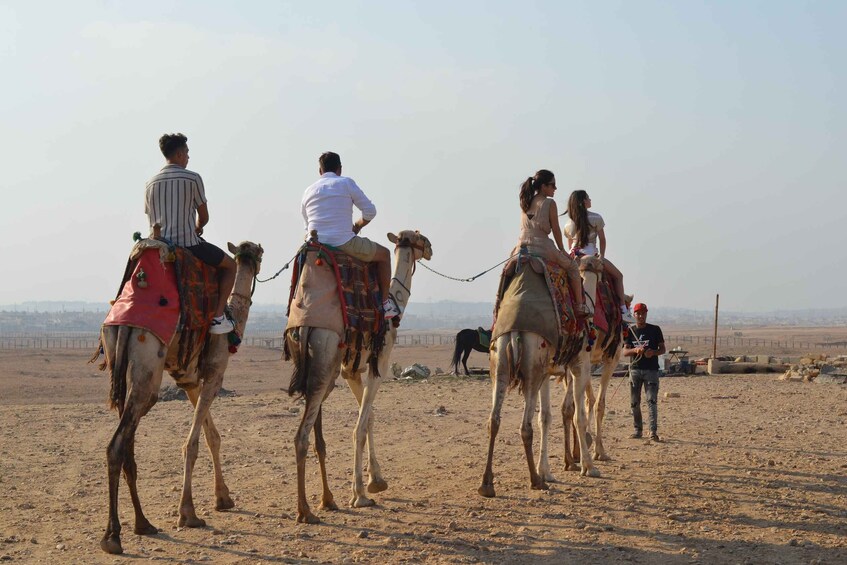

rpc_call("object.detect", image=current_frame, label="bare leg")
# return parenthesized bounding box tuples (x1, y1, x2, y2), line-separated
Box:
(603, 258, 626, 307)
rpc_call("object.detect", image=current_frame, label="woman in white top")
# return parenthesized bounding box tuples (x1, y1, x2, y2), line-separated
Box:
(564, 190, 634, 323)
(514, 170, 588, 316)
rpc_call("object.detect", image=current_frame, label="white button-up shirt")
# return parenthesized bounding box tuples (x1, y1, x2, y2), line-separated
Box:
(301, 173, 377, 246)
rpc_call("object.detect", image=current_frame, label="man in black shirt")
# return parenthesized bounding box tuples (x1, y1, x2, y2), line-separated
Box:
(622, 303, 666, 441)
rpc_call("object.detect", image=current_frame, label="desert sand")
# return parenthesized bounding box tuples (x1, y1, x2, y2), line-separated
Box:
(0, 342, 845, 564)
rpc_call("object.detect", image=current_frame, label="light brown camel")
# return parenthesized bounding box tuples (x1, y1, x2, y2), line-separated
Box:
(558, 289, 633, 468)
(97, 241, 263, 555)
(478, 256, 603, 498)
(285, 230, 432, 524)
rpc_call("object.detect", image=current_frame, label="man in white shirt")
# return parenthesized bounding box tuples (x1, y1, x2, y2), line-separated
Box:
(145, 133, 236, 334)
(301, 152, 399, 319)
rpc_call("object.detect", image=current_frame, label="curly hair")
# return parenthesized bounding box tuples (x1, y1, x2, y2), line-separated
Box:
(158, 133, 188, 159)
(567, 190, 590, 249)
(518, 169, 554, 213)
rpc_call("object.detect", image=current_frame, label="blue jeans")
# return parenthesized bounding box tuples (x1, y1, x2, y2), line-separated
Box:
(630, 369, 659, 435)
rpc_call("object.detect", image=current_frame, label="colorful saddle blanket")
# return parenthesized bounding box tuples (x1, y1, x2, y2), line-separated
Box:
(103, 239, 218, 367)
(492, 254, 584, 366)
(594, 277, 624, 356)
(284, 241, 387, 375)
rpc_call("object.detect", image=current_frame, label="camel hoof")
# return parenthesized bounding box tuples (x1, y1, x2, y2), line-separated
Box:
(594, 453, 610, 462)
(216, 495, 236, 511)
(296, 512, 321, 524)
(320, 499, 339, 511)
(531, 480, 549, 491)
(350, 496, 375, 508)
(367, 478, 388, 493)
(178, 515, 206, 528)
(134, 520, 159, 536)
(581, 467, 602, 478)
(478, 485, 496, 498)
(100, 535, 123, 555)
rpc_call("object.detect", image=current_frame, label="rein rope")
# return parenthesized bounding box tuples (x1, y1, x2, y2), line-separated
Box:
(254, 250, 300, 284)
(416, 252, 518, 282)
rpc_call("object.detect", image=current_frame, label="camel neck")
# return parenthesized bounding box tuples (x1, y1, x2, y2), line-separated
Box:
(228, 263, 256, 336)
(389, 247, 416, 312)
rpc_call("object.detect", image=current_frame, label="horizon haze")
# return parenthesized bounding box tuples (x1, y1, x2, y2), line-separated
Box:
(2, 1, 845, 313)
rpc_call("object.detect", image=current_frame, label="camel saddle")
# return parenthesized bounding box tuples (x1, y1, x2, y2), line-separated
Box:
(593, 275, 625, 357)
(492, 254, 584, 366)
(284, 241, 387, 375)
(103, 238, 219, 368)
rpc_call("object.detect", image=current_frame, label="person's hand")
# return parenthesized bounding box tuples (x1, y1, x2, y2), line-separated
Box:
(643, 349, 654, 358)
(195, 226, 204, 236)
(352, 222, 362, 234)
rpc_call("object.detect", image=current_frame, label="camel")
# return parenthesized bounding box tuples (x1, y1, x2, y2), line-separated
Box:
(285, 230, 432, 524)
(97, 241, 263, 555)
(479, 255, 604, 497)
(450, 327, 491, 376)
(557, 289, 633, 469)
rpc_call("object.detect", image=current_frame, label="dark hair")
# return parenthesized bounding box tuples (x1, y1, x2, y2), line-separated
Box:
(159, 133, 188, 159)
(567, 190, 590, 249)
(519, 169, 554, 213)
(319, 151, 342, 173)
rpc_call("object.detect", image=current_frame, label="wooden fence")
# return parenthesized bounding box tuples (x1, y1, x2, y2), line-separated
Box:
(1, 332, 846, 352)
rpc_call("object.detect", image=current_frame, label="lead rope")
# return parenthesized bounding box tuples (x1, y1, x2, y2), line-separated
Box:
(416, 252, 519, 282)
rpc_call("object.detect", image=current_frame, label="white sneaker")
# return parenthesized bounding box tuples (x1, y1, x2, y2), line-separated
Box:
(382, 298, 401, 320)
(621, 308, 635, 325)
(210, 315, 235, 334)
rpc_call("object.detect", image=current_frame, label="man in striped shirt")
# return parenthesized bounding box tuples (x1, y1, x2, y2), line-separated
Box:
(145, 133, 236, 334)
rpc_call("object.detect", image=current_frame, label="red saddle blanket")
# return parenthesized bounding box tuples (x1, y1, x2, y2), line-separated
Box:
(103, 241, 218, 354)
(284, 241, 387, 375)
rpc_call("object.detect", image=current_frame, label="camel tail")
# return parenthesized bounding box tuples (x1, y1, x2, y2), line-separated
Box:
(108, 326, 130, 415)
(507, 332, 526, 395)
(287, 328, 311, 399)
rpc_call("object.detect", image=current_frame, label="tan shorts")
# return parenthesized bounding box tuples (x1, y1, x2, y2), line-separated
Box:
(338, 235, 379, 262)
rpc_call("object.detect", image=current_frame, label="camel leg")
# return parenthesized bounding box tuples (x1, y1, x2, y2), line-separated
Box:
(479, 335, 510, 497)
(313, 406, 338, 511)
(536, 374, 555, 483)
(349, 371, 381, 507)
(177, 364, 225, 528)
(101, 329, 163, 555)
(346, 375, 387, 495)
(123, 435, 158, 536)
(560, 372, 577, 471)
(184, 385, 235, 511)
(294, 330, 341, 524)
(573, 358, 601, 478)
(518, 336, 547, 491)
(592, 360, 614, 461)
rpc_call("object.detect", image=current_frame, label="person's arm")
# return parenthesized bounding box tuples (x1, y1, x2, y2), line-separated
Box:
(548, 200, 567, 253)
(598, 228, 607, 259)
(195, 203, 209, 236)
(563, 220, 574, 251)
(347, 178, 376, 233)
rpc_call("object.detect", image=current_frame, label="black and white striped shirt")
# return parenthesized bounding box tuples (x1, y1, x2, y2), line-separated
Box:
(144, 164, 207, 247)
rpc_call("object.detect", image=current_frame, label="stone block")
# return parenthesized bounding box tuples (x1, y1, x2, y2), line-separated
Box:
(756, 355, 771, 364)
(707, 359, 724, 375)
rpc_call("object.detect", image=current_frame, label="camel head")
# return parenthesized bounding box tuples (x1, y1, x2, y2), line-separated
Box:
(387, 230, 432, 261)
(227, 241, 264, 274)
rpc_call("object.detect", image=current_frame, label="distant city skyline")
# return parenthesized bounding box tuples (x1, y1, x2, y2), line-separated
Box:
(2, 1, 845, 312)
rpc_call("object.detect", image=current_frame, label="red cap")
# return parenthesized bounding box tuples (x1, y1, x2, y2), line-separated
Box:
(633, 303, 648, 313)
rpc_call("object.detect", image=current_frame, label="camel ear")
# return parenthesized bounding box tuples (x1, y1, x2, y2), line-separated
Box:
(387, 232, 399, 244)
(227, 242, 238, 254)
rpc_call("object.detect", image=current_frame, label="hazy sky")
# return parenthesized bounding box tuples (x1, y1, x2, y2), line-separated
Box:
(2, 1, 844, 312)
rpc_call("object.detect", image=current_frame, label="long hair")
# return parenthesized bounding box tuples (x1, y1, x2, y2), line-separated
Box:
(519, 169, 554, 213)
(567, 190, 590, 249)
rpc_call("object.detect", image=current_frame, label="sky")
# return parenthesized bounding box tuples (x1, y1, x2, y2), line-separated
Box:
(1, 0, 845, 313)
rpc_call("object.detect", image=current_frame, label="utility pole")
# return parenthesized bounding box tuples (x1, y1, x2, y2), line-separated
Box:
(712, 294, 719, 359)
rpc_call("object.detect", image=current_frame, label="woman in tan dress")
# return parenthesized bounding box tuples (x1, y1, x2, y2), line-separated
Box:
(514, 169, 588, 316)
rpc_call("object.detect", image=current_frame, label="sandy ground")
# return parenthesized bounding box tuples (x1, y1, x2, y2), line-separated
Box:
(1, 343, 846, 564)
